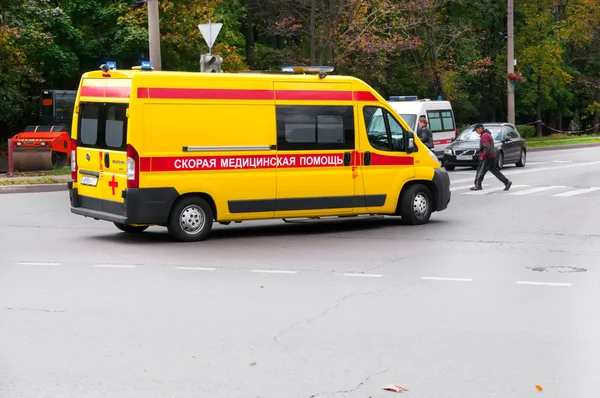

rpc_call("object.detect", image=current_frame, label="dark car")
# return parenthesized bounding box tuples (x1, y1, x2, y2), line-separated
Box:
(443, 123, 527, 171)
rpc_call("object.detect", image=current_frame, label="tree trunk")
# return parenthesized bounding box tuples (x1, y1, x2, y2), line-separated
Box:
(244, 1, 255, 67)
(310, 0, 316, 64)
(536, 76, 543, 137)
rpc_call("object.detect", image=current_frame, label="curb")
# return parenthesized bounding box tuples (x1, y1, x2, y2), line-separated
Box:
(528, 142, 600, 152)
(0, 183, 68, 194)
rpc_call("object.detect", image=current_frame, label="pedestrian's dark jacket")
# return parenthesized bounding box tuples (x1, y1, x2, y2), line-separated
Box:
(479, 129, 496, 160)
(417, 125, 434, 149)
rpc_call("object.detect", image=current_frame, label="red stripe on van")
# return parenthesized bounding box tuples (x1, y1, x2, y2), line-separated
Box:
(370, 153, 415, 166)
(80, 86, 105, 97)
(353, 91, 378, 101)
(275, 90, 353, 101)
(105, 86, 130, 98)
(140, 157, 151, 172)
(137, 88, 149, 98)
(143, 88, 275, 100)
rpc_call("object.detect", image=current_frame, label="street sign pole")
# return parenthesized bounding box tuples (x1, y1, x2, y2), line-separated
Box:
(198, 21, 223, 71)
(148, 0, 162, 71)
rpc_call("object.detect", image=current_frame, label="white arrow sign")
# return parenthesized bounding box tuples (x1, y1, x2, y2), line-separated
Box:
(198, 22, 223, 53)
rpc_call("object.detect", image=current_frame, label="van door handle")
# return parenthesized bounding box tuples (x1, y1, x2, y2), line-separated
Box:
(104, 152, 110, 168)
(343, 152, 351, 166)
(364, 151, 371, 166)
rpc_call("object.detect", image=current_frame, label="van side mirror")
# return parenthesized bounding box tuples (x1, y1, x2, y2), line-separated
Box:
(406, 131, 415, 154)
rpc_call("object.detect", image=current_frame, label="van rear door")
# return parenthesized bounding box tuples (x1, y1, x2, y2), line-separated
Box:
(76, 102, 128, 211)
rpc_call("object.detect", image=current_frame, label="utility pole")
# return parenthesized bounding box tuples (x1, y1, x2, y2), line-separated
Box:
(147, 0, 162, 70)
(507, 0, 515, 124)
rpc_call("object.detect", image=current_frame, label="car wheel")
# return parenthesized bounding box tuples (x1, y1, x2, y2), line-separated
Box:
(114, 223, 148, 233)
(444, 164, 455, 171)
(399, 184, 432, 225)
(167, 196, 214, 242)
(496, 151, 504, 169)
(516, 149, 526, 167)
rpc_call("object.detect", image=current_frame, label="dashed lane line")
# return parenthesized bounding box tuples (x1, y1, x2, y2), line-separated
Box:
(462, 184, 528, 195)
(342, 273, 383, 278)
(507, 185, 567, 196)
(18, 262, 61, 266)
(553, 187, 600, 197)
(516, 281, 571, 287)
(175, 267, 217, 271)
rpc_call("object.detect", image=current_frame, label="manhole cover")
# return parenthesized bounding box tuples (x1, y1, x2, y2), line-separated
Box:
(528, 266, 588, 273)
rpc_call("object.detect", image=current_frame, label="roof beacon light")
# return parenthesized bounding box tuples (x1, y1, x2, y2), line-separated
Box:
(140, 61, 153, 71)
(106, 61, 117, 70)
(282, 66, 335, 79)
(389, 95, 419, 101)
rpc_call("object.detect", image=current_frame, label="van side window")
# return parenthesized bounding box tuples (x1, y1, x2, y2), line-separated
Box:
(363, 106, 406, 152)
(276, 106, 354, 150)
(426, 110, 454, 133)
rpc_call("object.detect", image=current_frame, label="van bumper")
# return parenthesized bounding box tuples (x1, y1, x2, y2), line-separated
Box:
(432, 168, 451, 211)
(68, 182, 178, 225)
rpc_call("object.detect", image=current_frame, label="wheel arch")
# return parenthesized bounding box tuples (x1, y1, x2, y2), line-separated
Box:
(395, 180, 437, 215)
(170, 192, 218, 221)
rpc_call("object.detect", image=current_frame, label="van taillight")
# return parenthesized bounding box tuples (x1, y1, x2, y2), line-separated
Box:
(127, 144, 139, 189)
(71, 140, 77, 181)
(455, 128, 459, 137)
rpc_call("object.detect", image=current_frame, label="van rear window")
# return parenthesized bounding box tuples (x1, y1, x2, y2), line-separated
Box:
(427, 110, 454, 133)
(78, 102, 128, 151)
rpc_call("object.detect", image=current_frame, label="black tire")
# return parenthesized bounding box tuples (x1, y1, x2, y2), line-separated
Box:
(399, 184, 433, 225)
(114, 223, 148, 233)
(516, 148, 526, 167)
(444, 164, 455, 171)
(496, 151, 504, 169)
(167, 196, 214, 242)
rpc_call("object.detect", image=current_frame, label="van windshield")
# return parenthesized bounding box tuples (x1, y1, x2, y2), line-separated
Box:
(398, 114, 417, 130)
(77, 102, 128, 151)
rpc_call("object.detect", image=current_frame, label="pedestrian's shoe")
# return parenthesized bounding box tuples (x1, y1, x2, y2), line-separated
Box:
(504, 181, 512, 191)
(470, 186, 482, 191)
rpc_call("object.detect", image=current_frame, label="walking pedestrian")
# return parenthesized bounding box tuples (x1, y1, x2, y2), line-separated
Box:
(416, 116, 434, 150)
(470, 123, 513, 191)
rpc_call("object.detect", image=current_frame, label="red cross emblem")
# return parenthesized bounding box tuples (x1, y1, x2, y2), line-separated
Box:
(108, 175, 119, 195)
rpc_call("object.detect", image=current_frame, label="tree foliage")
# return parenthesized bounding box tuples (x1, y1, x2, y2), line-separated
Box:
(0, 0, 599, 139)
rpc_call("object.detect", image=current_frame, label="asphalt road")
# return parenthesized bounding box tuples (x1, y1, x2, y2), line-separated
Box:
(1, 147, 600, 398)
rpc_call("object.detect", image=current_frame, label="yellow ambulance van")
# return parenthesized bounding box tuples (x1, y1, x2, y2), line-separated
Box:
(67, 64, 451, 242)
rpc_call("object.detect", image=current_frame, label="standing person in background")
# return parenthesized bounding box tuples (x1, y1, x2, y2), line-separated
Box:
(416, 116, 434, 150)
(470, 123, 513, 191)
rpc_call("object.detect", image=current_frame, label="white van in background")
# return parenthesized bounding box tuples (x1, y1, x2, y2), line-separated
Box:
(387, 96, 457, 159)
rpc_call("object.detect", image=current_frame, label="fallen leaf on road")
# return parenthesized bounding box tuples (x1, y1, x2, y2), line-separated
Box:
(536, 385, 543, 391)
(383, 384, 409, 392)
(192, 356, 196, 359)
(250, 362, 257, 366)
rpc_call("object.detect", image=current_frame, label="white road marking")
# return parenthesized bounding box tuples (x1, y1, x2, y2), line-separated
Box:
(553, 187, 600, 197)
(450, 161, 600, 184)
(525, 161, 548, 165)
(18, 262, 60, 266)
(450, 184, 489, 192)
(421, 277, 473, 282)
(251, 270, 298, 274)
(175, 267, 216, 271)
(516, 281, 571, 287)
(552, 160, 572, 163)
(94, 264, 137, 268)
(343, 273, 383, 278)
(462, 184, 527, 195)
(507, 186, 567, 196)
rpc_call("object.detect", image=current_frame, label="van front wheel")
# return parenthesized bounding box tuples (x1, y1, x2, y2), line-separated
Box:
(399, 184, 432, 225)
(167, 196, 214, 242)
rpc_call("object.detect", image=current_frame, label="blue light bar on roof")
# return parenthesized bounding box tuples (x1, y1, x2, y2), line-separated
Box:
(389, 95, 418, 101)
(106, 61, 116, 70)
(140, 61, 153, 71)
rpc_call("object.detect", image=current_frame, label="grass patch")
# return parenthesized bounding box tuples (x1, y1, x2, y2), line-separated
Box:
(527, 137, 600, 148)
(0, 177, 67, 186)
(12, 166, 71, 176)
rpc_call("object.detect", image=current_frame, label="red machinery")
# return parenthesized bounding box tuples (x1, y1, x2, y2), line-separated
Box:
(10, 125, 71, 171)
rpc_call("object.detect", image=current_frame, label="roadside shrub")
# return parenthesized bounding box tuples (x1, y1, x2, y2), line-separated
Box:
(516, 125, 535, 138)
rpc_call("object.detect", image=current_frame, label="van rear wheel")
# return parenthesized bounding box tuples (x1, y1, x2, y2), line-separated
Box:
(114, 223, 148, 233)
(167, 196, 214, 242)
(399, 184, 432, 225)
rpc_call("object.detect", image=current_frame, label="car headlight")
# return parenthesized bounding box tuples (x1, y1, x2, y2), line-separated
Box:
(444, 148, 452, 155)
